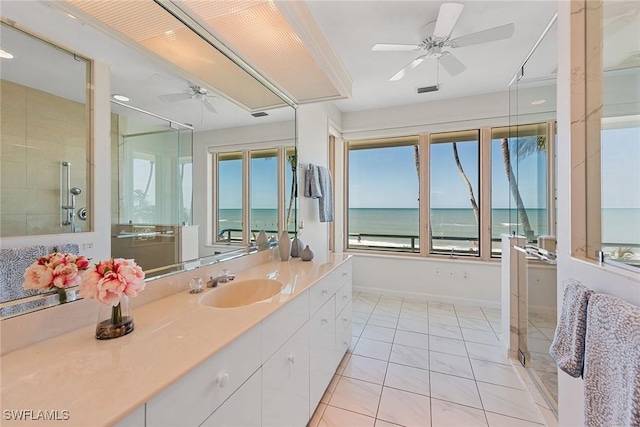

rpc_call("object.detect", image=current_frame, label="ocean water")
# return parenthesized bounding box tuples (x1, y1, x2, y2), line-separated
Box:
(218, 207, 640, 249)
(347, 208, 640, 249)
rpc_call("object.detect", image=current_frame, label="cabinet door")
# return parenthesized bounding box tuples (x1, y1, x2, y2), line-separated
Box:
(310, 297, 336, 411)
(146, 326, 261, 427)
(201, 370, 261, 427)
(262, 322, 310, 427)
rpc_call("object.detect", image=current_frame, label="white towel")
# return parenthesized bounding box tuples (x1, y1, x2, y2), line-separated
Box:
(304, 163, 321, 199)
(303, 164, 334, 222)
(583, 293, 640, 427)
(316, 166, 334, 223)
(549, 279, 594, 377)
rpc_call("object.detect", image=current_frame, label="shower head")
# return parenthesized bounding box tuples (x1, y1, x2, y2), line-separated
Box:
(70, 187, 82, 196)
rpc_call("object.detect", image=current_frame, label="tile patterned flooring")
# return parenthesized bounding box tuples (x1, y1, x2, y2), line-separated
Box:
(308, 292, 547, 427)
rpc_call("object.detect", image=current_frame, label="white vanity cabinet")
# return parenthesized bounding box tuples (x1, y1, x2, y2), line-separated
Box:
(201, 370, 262, 427)
(262, 322, 310, 427)
(309, 296, 337, 411)
(145, 326, 262, 427)
(135, 258, 352, 427)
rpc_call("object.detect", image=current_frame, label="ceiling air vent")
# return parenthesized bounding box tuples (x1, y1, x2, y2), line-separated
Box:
(251, 112, 268, 117)
(417, 85, 439, 94)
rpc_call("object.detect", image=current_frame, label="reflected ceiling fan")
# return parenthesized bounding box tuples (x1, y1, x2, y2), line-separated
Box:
(373, 2, 515, 81)
(159, 82, 218, 113)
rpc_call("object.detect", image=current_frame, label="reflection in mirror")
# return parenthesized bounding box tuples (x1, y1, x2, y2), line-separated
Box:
(110, 102, 194, 274)
(585, 1, 640, 269)
(0, 1, 297, 318)
(0, 21, 91, 237)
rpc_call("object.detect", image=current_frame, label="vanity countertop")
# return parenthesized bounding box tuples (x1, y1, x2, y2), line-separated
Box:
(0, 254, 351, 426)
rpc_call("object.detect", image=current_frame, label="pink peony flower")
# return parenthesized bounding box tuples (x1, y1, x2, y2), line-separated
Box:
(23, 264, 54, 290)
(79, 258, 146, 306)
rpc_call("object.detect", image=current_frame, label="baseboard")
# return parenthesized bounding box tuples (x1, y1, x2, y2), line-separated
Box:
(352, 285, 501, 309)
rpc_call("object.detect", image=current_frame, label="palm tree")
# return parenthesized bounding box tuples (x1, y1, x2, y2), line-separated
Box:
(452, 142, 479, 224)
(500, 136, 544, 240)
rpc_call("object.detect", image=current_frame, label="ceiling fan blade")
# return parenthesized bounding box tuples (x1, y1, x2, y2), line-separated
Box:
(372, 43, 422, 52)
(159, 92, 192, 102)
(439, 52, 467, 76)
(202, 98, 217, 113)
(433, 3, 464, 38)
(450, 23, 515, 48)
(389, 56, 427, 81)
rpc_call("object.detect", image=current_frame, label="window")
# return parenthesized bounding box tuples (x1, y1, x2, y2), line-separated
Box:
(347, 137, 420, 252)
(344, 124, 556, 260)
(213, 147, 295, 245)
(250, 149, 278, 242)
(217, 151, 243, 243)
(131, 154, 157, 224)
(430, 131, 480, 256)
(491, 124, 549, 256)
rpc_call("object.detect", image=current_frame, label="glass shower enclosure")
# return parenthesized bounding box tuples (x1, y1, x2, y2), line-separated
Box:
(110, 102, 194, 274)
(508, 13, 559, 413)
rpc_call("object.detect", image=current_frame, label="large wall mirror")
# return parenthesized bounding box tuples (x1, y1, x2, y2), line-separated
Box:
(0, 1, 297, 318)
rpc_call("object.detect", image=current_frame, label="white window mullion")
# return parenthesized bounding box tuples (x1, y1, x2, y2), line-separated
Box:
(242, 150, 251, 245)
(419, 134, 430, 257)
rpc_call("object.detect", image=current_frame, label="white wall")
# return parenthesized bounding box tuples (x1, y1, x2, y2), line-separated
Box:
(0, 60, 112, 262)
(296, 102, 342, 260)
(556, 2, 640, 426)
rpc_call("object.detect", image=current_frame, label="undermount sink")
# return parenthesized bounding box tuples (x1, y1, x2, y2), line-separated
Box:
(200, 278, 283, 308)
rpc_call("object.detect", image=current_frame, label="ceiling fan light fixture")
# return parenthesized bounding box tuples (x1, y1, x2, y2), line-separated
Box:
(112, 94, 130, 102)
(0, 49, 14, 59)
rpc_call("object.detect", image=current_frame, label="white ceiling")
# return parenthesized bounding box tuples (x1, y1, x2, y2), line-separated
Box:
(0, 0, 561, 130)
(305, 0, 557, 113)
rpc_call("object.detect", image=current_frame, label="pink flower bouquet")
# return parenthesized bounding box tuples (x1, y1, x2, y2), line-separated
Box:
(79, 258, 146, 307)
(23, 252, 90, 291)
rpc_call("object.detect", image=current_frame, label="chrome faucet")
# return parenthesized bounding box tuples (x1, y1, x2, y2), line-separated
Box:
(207, 270, 235, 288)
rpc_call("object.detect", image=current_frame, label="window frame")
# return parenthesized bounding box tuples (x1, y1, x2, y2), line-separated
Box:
(342, 122, 557, 262)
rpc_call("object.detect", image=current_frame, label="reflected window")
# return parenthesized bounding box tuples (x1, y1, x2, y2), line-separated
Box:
(250, 149, 278, 241)
(430, 131, 480, 256)
(131, 154, 157, 223)
(217, 152, 243, 243)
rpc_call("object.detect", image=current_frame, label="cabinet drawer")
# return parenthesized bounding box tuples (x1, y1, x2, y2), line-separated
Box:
(309, 275, 339, 314)
(335, 280, 352, 316)
(262, 290, 309, 363)
(335, 260, 352, 288)
(201, 370, 261, 427)
(146, 325, 261, 427)
(262, 322, 310, 427)
(336, 301, 352, 339)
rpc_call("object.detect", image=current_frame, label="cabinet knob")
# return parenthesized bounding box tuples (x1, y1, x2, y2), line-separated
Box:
(322, 288, 328, 295)
(287, 354, 296, 364)
(343, 340, 349, 346)
(216, 373, 229, 388)
(342, 294, 348, 300)
(342, 272, 347, 277)
(343, 317, 349, 323)
(321, 317, 328, 324)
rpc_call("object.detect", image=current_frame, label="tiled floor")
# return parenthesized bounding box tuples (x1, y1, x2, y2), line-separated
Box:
(308, 292, 547, 427)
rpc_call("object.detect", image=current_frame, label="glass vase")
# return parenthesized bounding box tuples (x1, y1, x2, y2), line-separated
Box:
(95, 296, 134, 340)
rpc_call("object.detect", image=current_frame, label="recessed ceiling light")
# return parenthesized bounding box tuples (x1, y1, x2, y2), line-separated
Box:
(112, 94, 130, 102)
(0, 49, 14, 59)
(66, 13, 77, 20)
(531, 99, 546, 105)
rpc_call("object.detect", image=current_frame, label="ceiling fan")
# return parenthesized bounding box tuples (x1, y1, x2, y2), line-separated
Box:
(159, 82, 218, 113)
(373, 3, 515, 81)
